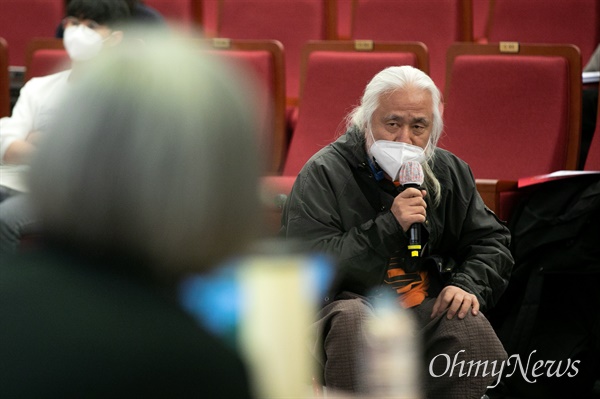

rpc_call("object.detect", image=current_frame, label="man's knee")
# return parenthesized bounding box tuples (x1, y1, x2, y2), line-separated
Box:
(436, 311, 508, 362)
(465, 312, 507, 359)
(325, 296, 374, 332)
(317, 298, 374, 392)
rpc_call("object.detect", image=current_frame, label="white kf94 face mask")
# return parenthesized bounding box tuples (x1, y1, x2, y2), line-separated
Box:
(368, 130, 427, 181)
(63, 25, 105, 62)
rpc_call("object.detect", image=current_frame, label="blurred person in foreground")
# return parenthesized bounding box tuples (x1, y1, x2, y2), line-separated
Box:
(0, 0, 130, 252)
(281, 66, 513, 399)
(0, 28, 261, 398)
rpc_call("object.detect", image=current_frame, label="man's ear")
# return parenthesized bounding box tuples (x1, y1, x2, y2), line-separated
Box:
(106, 30, 124, 47)
(438, 95, 445, 118)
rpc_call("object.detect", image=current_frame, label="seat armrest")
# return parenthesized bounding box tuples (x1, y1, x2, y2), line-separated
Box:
(476, 179, 519, 220)
(260, 175, 297, 235)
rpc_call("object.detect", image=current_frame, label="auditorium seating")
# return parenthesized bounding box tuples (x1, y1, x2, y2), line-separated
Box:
(3, 1, 595, 228)
(0, 37, 9, 118)
(262, 40, 429, 233)
(24, 38, 69, 82)
(487, 0, 600, 67)
(349, 0, 473, 91)
(195, 38, 287, 174)
(0, 0, 64, 67)
(440, 42, 582, 221)
(284, 40, 428, 176)
(213, 0, 337, 109)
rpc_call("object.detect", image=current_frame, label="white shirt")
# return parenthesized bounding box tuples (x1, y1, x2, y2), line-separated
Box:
(0, 70, 71, 191)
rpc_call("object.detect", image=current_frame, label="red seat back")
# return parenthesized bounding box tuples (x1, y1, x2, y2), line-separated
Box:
(487, 0, 600, 66)
(440, 43, 582, 180)
(282, 41, 428, 176)
(197, 39, 286, 174)
(350, 0, 473, 91)
(24, 38, 70, 82)
(0, 0, 64, 67)
(26, 50, 70, 81)
(215, 0, 336, 106)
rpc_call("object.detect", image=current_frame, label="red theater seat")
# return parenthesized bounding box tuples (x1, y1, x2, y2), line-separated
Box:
(24, 38, 69, 82)
(440, 42, 582, 221)
(283, 40, 428, 177)
(0, 0, 64, 67)
(214, 0, 337, 108)
(349, 0, 473, 91)
(195, 38, 286, 175)
(487, 0, 599, 66)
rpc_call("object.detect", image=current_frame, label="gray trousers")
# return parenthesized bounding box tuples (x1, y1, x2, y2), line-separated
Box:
(0, 193, 38, 253)
(310, 292, 507, 399)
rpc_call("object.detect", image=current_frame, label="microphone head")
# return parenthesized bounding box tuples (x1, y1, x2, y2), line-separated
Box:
(398, 161, 424, 186)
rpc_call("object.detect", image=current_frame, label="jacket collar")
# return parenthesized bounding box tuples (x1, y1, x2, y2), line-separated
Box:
(331, 127, 369, 168)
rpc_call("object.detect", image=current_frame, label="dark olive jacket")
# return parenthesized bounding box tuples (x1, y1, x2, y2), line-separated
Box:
(282, 128, 513, 311)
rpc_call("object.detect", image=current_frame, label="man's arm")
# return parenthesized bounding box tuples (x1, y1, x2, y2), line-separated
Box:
(2, 135, 38, 165)
(282, 161, 407, 295)
(0, 81, 38, 165)
(445, 172, 514, 312)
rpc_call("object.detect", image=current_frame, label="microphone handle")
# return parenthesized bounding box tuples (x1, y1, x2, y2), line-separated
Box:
(408, 223, 421, 257)
(401, 183, 422, 258)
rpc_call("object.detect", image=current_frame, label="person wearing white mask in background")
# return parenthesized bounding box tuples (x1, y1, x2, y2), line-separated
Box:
(0, 0, 130, 252)
(281, 66, 513, 399)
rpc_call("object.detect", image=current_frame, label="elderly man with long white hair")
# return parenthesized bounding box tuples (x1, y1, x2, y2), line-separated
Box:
(282, 65, 513, 399)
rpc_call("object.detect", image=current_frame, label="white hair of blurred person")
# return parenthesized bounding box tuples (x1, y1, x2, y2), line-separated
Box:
(28, 27, 264, 277)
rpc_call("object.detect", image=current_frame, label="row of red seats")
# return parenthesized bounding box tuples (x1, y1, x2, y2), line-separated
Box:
(1, 36, 598, 230)
(0, 0, 202, 68)
(261, 40, 600, 232)
(117, 0, 600, 107)
(1, 37, 597, 170)
(1, 0, 598, 104)
(265, 41, 598, 226)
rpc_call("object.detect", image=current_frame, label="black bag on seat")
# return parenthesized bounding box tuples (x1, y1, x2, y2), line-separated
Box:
(488, 174, 600, 399)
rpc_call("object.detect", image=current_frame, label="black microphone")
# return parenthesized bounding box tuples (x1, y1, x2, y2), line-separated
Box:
(397, 161, 425, 258)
